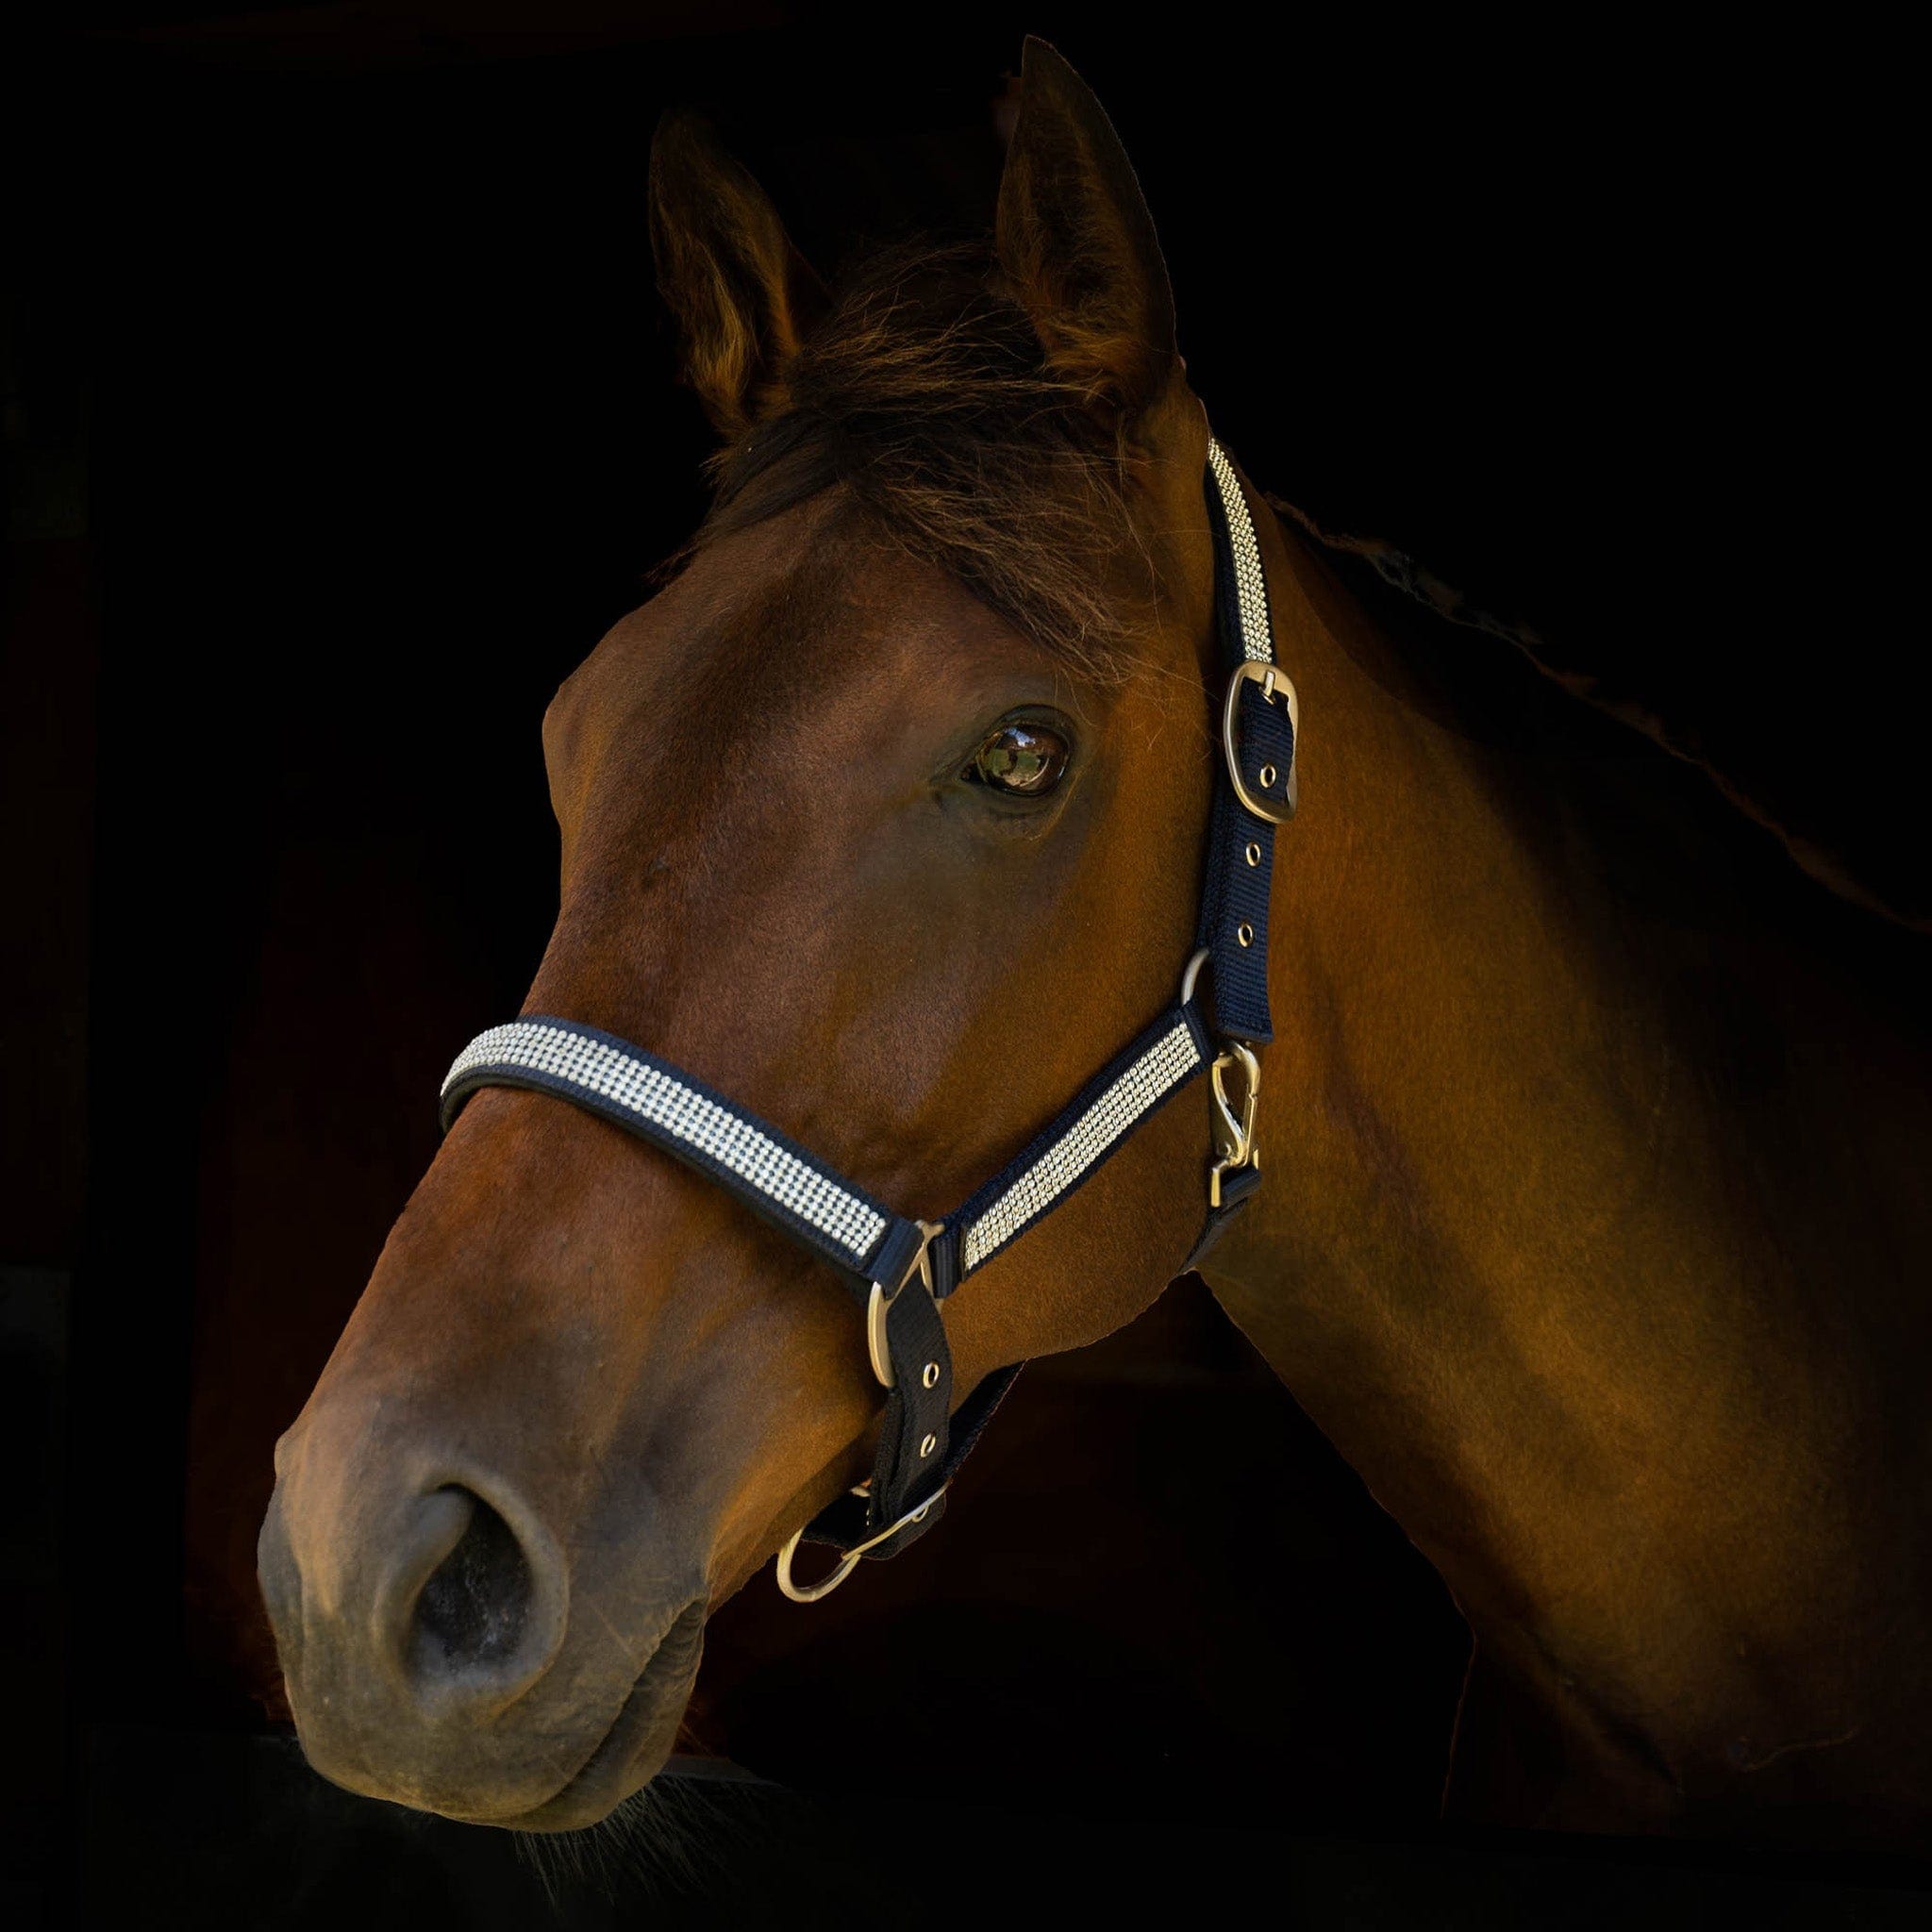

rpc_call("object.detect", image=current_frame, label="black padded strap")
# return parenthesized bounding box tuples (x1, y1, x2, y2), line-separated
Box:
(1194, 447, 1292, 1046)
(802, 1359, 1024, 1560)
(1181, 1161, 1263, 1272)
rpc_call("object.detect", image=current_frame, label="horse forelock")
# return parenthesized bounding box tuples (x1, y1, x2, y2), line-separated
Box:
(686, 241, 1171, 683)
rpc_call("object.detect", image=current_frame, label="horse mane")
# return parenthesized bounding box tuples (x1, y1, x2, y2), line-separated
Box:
(687, 240, 1158, 682)
(1274, 496, 1924, 933)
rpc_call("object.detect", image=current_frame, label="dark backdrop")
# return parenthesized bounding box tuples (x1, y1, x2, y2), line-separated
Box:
(3, 7, 1920, 1926)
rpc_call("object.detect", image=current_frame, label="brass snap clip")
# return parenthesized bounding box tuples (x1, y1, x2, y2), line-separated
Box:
(1208, 1042, 1261, 1208)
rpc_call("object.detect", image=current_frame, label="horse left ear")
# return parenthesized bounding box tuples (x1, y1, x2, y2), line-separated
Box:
(649, 110, 828, 441)
(995, 40, 1180, 425)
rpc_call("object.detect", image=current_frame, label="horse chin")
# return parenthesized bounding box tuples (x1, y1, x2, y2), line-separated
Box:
(452, 1596, 707, 1835)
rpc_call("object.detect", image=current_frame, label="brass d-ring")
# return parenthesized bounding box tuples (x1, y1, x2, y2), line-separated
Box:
(774, 1488, 948, 1604)
(774, 1533, 861, 1604)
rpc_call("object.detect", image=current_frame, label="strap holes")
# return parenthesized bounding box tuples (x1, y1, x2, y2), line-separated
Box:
(1244, 841, 1261, 866)
(1237, 922, 1255, 948)
(919, 1433, 938, 1457)
(1259, 763, 1277, 789)
(922, 1361, 940, 1389)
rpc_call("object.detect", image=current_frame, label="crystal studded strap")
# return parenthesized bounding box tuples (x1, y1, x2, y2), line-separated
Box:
(439, 1017, 917, 1289)
(944, 1002, 1215, 1286)
(1207, 440, 1274, 664)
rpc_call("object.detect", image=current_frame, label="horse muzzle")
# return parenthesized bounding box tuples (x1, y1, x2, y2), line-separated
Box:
(258, 1398, 706, 1829)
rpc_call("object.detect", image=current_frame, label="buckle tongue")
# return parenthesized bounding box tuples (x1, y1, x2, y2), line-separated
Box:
(865, 1219, 943, 1388)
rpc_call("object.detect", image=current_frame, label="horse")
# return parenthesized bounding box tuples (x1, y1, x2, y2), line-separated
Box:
(257, 40, 1932, 1845)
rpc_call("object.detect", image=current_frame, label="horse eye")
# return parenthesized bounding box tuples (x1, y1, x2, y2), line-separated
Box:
(966, 721, 1071, 797)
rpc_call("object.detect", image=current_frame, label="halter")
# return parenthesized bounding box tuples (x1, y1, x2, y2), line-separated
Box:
(438, 438, 1296, 1602)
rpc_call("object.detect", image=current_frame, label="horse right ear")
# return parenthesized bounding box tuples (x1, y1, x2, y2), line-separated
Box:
(994, 40, 1179, 426)
(648, 112, 827, 441)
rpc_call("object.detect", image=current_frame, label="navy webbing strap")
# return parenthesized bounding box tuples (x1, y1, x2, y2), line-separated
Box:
(435, 437, 1295, 1590)
(1195, 440, 1294, 1047)
(798, 1358, 1024, 1557)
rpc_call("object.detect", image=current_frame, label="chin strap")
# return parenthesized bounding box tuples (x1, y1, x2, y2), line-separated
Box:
(437, 437, 1295, 1599)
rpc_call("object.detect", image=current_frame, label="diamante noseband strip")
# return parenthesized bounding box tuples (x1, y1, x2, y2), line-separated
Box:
(956, 1012, 1205, 1274)
(1207, 440, 1274, 664)
(441, 1019, 892, 1275)
(438, 438, 1296, 1599)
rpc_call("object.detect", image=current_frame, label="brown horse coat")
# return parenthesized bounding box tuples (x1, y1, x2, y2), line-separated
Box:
(258, 41, 1932, 1843)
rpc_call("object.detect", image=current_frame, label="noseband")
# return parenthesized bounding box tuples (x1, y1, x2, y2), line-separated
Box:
(439, 438, 1297, 1601)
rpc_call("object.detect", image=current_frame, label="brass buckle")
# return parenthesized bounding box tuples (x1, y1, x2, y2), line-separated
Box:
(1208, 1042, 1260, 1208)
(1222, 659, 1299, 824)
(774, 1486, 950, 1604)
(865, 1219, 943, 1389)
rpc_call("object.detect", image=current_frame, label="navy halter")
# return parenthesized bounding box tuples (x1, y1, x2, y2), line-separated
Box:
(438, 438, 1297, 1601)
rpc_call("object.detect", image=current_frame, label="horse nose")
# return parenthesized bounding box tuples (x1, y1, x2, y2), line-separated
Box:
(396, 1485, 562, 1702)
(260, 1439, 571, 1727)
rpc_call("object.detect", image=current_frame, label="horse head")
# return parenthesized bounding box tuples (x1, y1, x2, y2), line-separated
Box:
(258, 42, 1249, 1829)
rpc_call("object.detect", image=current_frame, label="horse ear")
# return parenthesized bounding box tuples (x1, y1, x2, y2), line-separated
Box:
(648, 110, 827, 441)
(995, 40, 1179, 424)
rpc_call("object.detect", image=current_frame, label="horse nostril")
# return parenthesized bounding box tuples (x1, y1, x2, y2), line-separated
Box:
(409, 1488, 533, 1678)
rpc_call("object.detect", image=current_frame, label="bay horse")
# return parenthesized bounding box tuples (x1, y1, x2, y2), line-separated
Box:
(258, 41, 1932, 1844)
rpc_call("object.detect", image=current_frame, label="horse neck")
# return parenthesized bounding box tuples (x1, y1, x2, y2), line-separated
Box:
(1197, 509, 1932, 1824)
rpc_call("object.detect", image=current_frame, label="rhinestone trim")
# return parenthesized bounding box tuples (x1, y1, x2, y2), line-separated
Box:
(442, 1021, 889, 1266)
(1207, 439, 1274, 664)
(960, 1019, 1203, 1273)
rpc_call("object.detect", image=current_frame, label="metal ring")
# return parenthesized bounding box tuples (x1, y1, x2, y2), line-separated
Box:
(1244, 841, 1261, 866)
(1179, 945, 1211, 1006)
(774, 1488, 946, 1604)
(774, 1533, 861, 1604)
(1237, 922, 1255, 948)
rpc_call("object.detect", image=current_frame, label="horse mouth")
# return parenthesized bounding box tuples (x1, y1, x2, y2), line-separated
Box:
(484, 1596, 707, 1833)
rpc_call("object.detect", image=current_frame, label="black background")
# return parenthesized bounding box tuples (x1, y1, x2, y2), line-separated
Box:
(3, 6, 1922, 1926)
